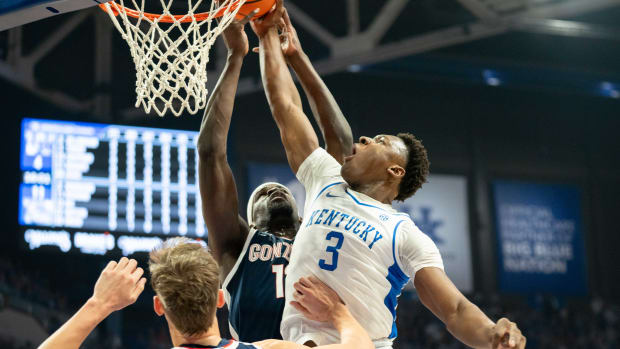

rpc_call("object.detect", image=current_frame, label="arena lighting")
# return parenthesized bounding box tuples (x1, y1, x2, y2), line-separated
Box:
(482, 69, 501, 86)
(600, 81, 620, 99)
(347, 64, 363, 73)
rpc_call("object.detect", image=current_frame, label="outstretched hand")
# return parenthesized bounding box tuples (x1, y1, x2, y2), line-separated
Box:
(221, 9, 259, 56)
(250, 0, 284, 38)
(290, 275, 344, 323)
(91, 257, 147, 313)
(251, 8, 301, 57)
(278, 9, 301, 57)
(492, 318, 526, 349)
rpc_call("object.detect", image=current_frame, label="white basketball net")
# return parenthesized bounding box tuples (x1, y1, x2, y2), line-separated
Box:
(102, 0, 246, 117)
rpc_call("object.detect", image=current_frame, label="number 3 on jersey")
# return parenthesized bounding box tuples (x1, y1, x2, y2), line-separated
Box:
(319, 231, 344, 271)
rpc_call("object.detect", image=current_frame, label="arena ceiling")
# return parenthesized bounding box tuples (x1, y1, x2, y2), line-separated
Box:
(1, 0, 619, 120)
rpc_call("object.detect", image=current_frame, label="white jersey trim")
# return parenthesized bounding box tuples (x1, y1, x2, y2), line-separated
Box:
(391, 219, 409, 277)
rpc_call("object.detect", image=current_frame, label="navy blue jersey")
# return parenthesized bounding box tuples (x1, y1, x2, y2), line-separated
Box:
(222, 228, 293, 342)
(173, 338, 258, 348)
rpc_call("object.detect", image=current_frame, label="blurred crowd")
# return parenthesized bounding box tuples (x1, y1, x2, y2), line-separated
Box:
(394, 293, 619, 349)
(0, 257, 618, 349)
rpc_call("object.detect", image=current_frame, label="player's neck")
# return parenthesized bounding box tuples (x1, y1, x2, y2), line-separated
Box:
(168, 316, 222, 347)
(262, 216, 299, 238)
(351, 181, 396, 205)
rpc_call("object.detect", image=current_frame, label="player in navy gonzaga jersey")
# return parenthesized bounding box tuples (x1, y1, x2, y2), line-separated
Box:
(196, 2, 353, 343)
(38, 238, 374, 349)
(254, 2, 526, 349)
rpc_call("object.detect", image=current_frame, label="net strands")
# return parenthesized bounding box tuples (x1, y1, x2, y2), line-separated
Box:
(101, 0, 246, 117)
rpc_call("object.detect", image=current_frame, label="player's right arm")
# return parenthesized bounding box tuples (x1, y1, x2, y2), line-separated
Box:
(197, 12, 257, 276)
(38, 258, 145, 349)
(251, 0, 320, 174)
(255, 276, 373, 349)
(280, 9, 353, 164)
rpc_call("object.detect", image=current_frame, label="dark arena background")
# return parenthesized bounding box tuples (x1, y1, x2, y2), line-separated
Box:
(1, 0, 619, 348)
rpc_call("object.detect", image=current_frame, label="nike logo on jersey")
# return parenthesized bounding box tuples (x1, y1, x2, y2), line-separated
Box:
(325, 192, 342, 198)
(305, 208, 384, 249)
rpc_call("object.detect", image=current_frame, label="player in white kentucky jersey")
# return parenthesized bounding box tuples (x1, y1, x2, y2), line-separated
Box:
(253, 2, 526, 349)
(284, 147, 442, 347)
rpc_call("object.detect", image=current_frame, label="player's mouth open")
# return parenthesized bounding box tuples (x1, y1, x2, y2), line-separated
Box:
(344, 145, 357, 162)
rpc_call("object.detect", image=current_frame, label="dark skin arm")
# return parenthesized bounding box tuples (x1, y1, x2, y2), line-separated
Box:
(251, 0, 320, 174)
(280, 9, 353, 164)
(196, 12, 257, 279)
(415, 267, 526, 349)
(252, 8, 353, 164)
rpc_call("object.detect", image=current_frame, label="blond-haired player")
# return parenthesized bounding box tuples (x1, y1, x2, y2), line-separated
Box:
(38, 238, 373, 349)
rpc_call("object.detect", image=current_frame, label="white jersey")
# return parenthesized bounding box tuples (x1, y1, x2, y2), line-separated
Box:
(281, 148, 444, 347)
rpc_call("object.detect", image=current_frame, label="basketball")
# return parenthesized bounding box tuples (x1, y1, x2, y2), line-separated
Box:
(236, 0, 276, 19)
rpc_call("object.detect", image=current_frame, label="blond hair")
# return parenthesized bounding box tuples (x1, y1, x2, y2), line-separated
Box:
(149, 238, 219, 336)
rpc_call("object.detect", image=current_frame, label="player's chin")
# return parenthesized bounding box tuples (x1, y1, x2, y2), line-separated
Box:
(268, 199, 294, 216)
(340, 164, 358, 185)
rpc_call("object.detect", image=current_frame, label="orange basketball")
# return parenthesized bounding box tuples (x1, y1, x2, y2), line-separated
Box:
(235, 0, 276, 19)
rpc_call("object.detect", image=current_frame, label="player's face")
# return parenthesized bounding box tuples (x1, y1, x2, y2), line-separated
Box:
(252, 184, 299, 231)
(341, 134, 407, 188)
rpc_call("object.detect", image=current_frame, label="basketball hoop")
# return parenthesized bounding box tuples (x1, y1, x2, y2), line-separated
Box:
(99, 0, 247, 117)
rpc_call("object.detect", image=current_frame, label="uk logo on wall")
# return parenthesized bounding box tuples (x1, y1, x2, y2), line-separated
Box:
(247, 163, 474, 293)
(394, 174, 473, 292)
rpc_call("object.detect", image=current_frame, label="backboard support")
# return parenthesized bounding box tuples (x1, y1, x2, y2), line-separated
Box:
(0, 0, 101, 31)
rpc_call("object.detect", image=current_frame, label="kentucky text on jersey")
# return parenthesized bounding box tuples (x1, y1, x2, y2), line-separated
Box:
(248, 240, 292, 262)
(304, 208, 384, 249)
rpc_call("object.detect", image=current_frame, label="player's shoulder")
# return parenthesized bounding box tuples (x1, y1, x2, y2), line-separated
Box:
(298, 148, 342, 177)
(391, 215, 428, 240)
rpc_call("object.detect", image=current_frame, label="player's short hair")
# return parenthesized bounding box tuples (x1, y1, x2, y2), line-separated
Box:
(149, 238, 219, 336)
(395, 133, 430, 201)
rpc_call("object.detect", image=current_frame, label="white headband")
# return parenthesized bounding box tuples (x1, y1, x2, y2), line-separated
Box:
(246, 182, 292, 226)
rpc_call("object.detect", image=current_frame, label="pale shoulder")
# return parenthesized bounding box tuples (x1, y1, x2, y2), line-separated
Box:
(254, 339, 307, 349)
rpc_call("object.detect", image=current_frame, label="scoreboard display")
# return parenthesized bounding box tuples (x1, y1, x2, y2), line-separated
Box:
(19, 118, 207, 255)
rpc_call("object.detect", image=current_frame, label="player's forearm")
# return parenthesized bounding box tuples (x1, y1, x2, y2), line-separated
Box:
(444, 299, 495, 349)
(321, 304, 373, 349)
(38, 298, 112, 349)
(288, 52, 353, 163)
(259, 28, 301, 120)
(197, 53, 244, 158)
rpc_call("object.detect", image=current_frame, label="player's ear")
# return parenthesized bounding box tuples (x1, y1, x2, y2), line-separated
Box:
(387, 164, 405, 179)
(217, 289, 226, 308)
(154, 296, 165, 316)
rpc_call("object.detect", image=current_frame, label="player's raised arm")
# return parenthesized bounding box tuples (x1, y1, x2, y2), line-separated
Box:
(256, 276, 374, 349)
(197, 12, 257, 275)
(280, 8, 353, 164)
(251, 0, 320, 174)
(414, 268, 526, 349)
(38, 258, 146, 349)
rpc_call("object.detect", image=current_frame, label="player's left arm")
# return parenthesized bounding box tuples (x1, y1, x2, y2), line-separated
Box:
(38, 258, 146, 349)
(414, 267, 526, 349)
